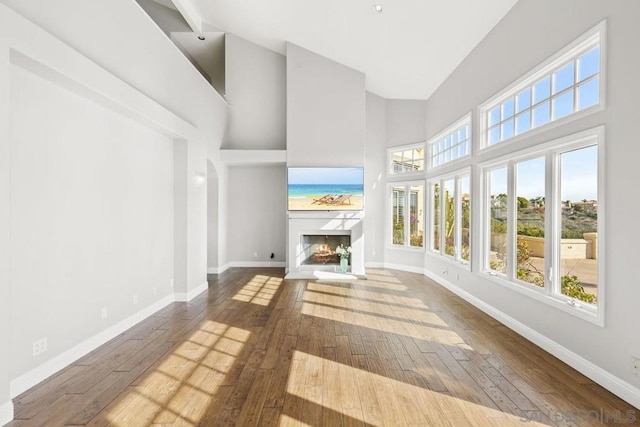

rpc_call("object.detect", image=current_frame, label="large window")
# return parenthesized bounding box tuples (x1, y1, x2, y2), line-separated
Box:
(482, 128, 602, 317)
(428, 114, 471, 168)
(429, 171, 471, 264)
(390, 182, 424, 249)
(481, 22, 604, 148)
(388, 144, 425, 175)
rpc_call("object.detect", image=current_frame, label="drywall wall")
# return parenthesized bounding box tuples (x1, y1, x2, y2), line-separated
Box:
(0, 0, 229, 410)
(0, 0, 228, 154)
(224, 34, 286, 150)
(8, 62, 174, 378)
(386, 99, 427, 148)
(364, 92, 387, 265)
(0, 16, 10, 420)
(286, 42, 365, 166)
(424, 0, 640, 403)
(136, 0, 190, 35)
(207, 160, 219, 271)
(224, 165, 286, 264)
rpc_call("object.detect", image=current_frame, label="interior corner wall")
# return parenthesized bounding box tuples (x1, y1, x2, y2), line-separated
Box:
(0, 32, 11, 421)
(225, 164, 286, 264)
(364, 92, 387, 265)
(224, 34, 286, 150)
(286, 42, 365, 166)
(424, 0, 640, 402)
(135, 0, 190, 36)
(207, 160, 219, 272)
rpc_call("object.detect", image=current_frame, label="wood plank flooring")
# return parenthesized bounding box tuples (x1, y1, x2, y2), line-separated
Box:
(8, 268, 639, 426)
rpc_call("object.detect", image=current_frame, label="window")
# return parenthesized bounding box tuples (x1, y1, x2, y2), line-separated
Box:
(428, 114, 471, 168)
(390, 182, 424, 248)
(481, 128, 602, 319)
(429, 171, 471, 264)
(388, 144, 425, 174)
(481, 21, 604, 148)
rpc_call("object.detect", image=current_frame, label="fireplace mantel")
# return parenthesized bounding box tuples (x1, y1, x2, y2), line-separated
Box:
(285, 212, 366, 279)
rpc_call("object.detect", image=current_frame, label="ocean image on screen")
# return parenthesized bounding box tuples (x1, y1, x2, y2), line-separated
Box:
(287, 167, 364, 211)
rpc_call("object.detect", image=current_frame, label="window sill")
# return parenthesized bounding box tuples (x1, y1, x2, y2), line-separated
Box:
(386, 245, 425, 253)
(481, 270, 603, 326)
(426, 251, 471, 271)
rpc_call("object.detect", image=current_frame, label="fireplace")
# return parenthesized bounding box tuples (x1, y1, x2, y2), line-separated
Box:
(286, 212, 365, 279)
(301, 234, 350, 265)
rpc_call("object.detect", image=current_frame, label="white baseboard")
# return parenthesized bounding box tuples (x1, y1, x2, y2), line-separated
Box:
(365, 262, 385, 268)
(383, 262, 426, 275)
(174, 281, 208, 302)
(227, 261, 286, 268)
(423, 269, 640, 410)
(9, 294, 175, 398)
(207, 267, 218, 274)
(0, 400, 13, 426)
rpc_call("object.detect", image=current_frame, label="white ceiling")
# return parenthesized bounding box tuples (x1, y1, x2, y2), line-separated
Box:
(174, 0, 518, 100)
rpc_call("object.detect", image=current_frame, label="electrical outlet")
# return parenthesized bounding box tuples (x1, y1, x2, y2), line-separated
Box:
(33, 338, 47, 356)
(133, 294, 139, 305)
(101, 307, 108, 319)
(443, 269, 448, 275)
(632, 355, 640, 376)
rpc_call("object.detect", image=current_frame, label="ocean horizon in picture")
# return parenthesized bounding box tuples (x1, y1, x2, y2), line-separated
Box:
(287, 167, 364, 211)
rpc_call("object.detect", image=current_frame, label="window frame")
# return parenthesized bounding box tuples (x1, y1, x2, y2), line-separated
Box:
(479, 126, 605, 325)
(428, 168, 472, 269)
(387, 180, 425, 251)
(479, 20, 606, 151)
(427, 113, 472, 170)
(387, 143, 426, 177)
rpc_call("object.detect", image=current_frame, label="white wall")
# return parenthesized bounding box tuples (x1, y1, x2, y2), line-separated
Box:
(224, 165, 286, 264)
(136, 0, 190, 35)
(286, 42, 365, 166)
(424, 0, 640, 404)
(224, 34, 286, 150)
(364, 92, 387, 265)
(207, 160, 219, 271)
(9, 63, 174, 378)
(0, 0, 229, 416)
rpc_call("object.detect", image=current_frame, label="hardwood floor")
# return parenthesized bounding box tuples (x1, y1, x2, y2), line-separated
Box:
(8, 268, 639, 426)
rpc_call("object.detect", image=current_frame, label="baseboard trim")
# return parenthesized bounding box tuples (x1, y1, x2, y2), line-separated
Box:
(383, 262, 426, 275)
(227, 261, 286, 268)
(9, 294, 175, 398)
(174, 281, 208, 302)
(0, 400, 13, 426)
(207, 267, 218, 274)
(364, 262, 385, 268)
(422, 269, 640, 410)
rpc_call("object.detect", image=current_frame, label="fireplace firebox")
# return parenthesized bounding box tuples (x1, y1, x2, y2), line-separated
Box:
(301, 234, 351, 265)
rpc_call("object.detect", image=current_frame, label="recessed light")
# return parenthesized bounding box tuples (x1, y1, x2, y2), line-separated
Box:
(372, 4, 383, 13)
(197, 35, 206, 41)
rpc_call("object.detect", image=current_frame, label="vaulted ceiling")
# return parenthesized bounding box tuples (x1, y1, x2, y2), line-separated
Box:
(167, 0, 518, 100)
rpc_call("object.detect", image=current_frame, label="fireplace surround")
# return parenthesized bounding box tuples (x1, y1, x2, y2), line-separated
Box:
(285, 212, 365, 279)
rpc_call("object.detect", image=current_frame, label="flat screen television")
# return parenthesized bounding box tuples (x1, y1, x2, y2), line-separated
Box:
(287, 167, 364, 211)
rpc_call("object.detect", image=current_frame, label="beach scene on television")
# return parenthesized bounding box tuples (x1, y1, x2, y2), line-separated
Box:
(288, 167, 364, 211)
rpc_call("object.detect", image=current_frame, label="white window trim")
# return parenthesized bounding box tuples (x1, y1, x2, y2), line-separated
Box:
(479, 126, 605, 326)
(387, 180, 425, 252)
(479, 20, 606, 151)
(387, 142, 426, 178)
(427, 168, 472, 269)
(427, 113, 472, 171)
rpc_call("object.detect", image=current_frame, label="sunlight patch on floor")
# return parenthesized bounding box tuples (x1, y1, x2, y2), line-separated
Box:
(284, 350, 551, 427)
(106, 320, 251, 426)
(232, 274, 283, 306)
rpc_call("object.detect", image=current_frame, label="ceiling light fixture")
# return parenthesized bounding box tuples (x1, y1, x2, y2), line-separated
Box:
(197, 35, 206, 40)
(372, 4, 383, 13)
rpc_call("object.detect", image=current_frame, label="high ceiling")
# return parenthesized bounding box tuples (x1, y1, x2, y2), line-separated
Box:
(171, 0, 518, 100)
